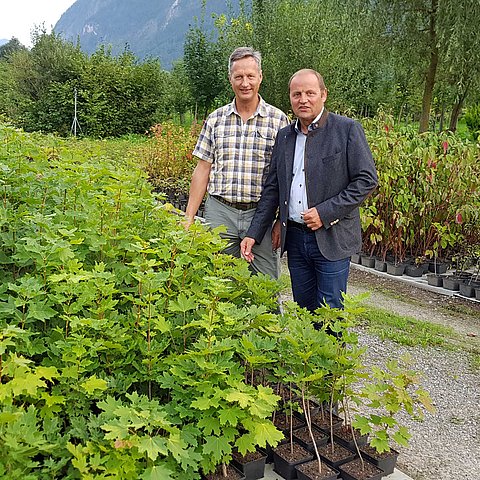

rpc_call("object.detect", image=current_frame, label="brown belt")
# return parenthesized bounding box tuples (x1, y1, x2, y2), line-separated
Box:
(212, 195, 258, 211)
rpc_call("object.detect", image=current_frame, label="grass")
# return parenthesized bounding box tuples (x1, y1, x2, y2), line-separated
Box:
(359, 306, 456, 348)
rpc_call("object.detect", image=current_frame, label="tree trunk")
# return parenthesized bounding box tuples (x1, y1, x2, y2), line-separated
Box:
(419, 0, 439, 133)
(448, 86, 469, 132)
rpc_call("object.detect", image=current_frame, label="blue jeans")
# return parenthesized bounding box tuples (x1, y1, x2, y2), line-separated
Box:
(285, 225, 350, 311)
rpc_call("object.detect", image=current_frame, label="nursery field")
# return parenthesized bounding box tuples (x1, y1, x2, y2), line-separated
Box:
(0, 122, 477, 479)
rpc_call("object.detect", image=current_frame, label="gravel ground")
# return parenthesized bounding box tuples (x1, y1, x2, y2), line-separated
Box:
(280, 261, 480, 480)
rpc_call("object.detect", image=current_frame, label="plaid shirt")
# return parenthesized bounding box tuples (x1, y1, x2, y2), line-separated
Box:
(193, 97, 289, 203)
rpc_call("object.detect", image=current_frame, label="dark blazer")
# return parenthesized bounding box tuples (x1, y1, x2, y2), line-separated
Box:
(246, 110, 378, 261)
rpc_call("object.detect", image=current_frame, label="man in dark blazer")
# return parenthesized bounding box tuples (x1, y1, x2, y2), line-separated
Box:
(240, 69, 378, 313)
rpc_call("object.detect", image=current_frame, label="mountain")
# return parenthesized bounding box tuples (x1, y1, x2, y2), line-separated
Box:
(54, 0, 242, 69)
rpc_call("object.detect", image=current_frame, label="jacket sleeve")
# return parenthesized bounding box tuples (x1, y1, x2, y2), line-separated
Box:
(246, 136, 282, 243)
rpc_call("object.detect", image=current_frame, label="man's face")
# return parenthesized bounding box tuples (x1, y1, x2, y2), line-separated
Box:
(289, 71, 327, 127)
(229, 56, 262, 103)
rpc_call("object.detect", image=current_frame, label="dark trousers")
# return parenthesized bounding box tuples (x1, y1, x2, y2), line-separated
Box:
(285, 225, 350, 312)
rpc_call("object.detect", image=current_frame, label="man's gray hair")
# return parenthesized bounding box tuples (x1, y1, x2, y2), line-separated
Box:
(228, 47, 262, 76)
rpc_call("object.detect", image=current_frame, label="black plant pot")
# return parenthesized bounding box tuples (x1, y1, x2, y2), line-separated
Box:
(360, 255, 375, 268)
(310, 411, 343, 433)
(459, 281, 480, 298)
(317, 442, 357, 469)
(333, 426, 368, 451)
(442, 275, 460, 291)
(426, 274, 444, 287)
(360, 445, 399, 476)
(338, 457, 384, 480)
(374, 258, 387, 272)
(428, 261, 448, 274)
(350, 253, 361, 264)
(273, 442, 314, 480)
(475, 287, 480, 300)
(231, 450, 267, 480)
(405, 264, 425, 277)
(295, 460, 340, 480)
(386, 262, 405, 276)
(203, 463, 246, 480)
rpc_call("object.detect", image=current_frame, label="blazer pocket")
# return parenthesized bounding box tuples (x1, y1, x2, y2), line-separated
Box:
(321, 151, 341, 164)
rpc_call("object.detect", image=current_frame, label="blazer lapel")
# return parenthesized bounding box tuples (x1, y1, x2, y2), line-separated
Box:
(284, 126, 296, 190)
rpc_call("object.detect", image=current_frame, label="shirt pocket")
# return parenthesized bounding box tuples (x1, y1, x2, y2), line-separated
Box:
(252, 129, 275, 161)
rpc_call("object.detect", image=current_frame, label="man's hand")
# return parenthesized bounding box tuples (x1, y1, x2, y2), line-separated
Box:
(182, 215, 194, 230)
(272, 220, 281, 250)
(302, 207, 323, 230)
(240, 237, 255, 263)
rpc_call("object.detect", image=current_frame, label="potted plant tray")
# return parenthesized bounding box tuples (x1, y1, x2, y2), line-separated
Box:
(295, 459, 340, 480)
(273, 442, 314, 480)
(359, 444, 399, 476)
(231, 450, 267, 480)
(338, 457, 384, 480)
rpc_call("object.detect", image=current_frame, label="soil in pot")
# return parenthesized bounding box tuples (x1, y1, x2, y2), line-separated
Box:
(333, 425, 368, 450)
(203, 463, 246, 480)
(359, 444, 399, 476)
(310, 411, 343, 433)
(296, 459, 340, 480)
(274, 412, 306, 434)
(338, 457, 384, 480)
(426, 273, 444, 287)
(231, 450, 267, 480)
(317, 441, 356, 468)
(293, 425, 328, 452)
(273, 442, 314, 480)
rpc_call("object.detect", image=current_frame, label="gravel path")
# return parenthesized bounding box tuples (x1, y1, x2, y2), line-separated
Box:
(348, 268, 479, 480)
(280, 261, 480, 480)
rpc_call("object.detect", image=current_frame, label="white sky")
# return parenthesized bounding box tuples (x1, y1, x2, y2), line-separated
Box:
(0, 0, 76, 46)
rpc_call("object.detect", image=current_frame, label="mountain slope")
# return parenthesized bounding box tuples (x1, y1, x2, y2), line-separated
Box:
(54, 0, 241, 69)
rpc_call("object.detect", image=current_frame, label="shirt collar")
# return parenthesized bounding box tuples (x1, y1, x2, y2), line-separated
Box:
(294, 107, 324, 134)
(226, 95, 267, 117)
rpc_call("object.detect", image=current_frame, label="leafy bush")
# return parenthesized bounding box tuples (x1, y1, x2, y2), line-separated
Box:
(361, 112, 480, 263)
(464, 103, 480, 140)
(0, 124, 283, 478)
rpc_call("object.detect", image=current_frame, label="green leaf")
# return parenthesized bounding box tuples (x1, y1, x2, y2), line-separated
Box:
(203, 435, 231, 463)
(137, 435, 168, 461)
(141, 464, 176, 480)
(81, 376, 108, 395)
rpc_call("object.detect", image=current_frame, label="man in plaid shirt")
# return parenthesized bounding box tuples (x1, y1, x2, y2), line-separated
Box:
(184, 47, 289, 279)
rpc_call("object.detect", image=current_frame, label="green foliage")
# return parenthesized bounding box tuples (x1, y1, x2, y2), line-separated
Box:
(464, 103, 480, 140)
(361, 112, 480, 262)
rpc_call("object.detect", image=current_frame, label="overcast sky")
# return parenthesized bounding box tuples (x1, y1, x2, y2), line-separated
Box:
(0, 0, 76, 46)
